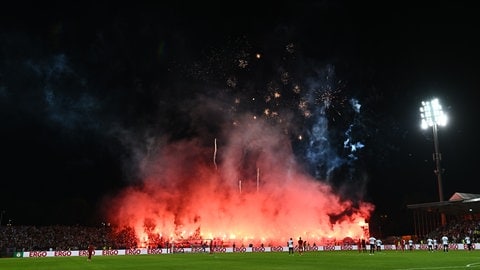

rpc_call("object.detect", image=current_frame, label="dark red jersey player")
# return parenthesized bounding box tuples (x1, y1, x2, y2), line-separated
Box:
(87, 244, 95, 261)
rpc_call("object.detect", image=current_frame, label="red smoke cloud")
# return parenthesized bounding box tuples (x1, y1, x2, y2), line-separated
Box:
(106, 117, 374, 247)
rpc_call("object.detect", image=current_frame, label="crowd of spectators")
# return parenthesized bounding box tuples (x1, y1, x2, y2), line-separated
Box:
(426, 218, 480, 243)
(3, 218, 480, 254)
(0, 224, 139, 252)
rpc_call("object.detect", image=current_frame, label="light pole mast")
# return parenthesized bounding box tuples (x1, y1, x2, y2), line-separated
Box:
(420, 98, 447, 225)
(432, 123, 444, 203)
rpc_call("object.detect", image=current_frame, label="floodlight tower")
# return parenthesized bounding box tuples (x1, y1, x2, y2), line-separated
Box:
(420, 98, 447, 225)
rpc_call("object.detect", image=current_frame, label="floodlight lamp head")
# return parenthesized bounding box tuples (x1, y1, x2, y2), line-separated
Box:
(419, 98, 447, 128)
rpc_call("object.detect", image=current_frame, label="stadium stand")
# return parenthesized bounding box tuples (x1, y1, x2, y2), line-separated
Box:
(407, 192, 480, 240)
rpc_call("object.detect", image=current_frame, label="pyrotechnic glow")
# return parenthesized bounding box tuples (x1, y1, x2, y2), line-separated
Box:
(106, 116, 374, 247)
(98, 36, 374, 248)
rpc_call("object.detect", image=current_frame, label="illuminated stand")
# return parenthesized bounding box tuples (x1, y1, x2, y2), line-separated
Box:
(419, 98, 447, 225)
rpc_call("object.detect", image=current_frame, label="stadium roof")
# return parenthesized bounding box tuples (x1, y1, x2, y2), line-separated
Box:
(407, 192, 480, 216)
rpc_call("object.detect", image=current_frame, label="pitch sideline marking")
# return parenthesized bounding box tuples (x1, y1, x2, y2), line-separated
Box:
(395, 263, 480, 270)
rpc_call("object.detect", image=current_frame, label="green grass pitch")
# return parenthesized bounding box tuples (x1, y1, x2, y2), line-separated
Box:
(1, 250, 480, 270)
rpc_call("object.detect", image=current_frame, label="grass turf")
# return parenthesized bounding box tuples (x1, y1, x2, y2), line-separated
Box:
(1, 250, 480, 270)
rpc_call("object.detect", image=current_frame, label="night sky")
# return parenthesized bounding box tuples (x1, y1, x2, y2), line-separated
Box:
(1, 1, 479, 237)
